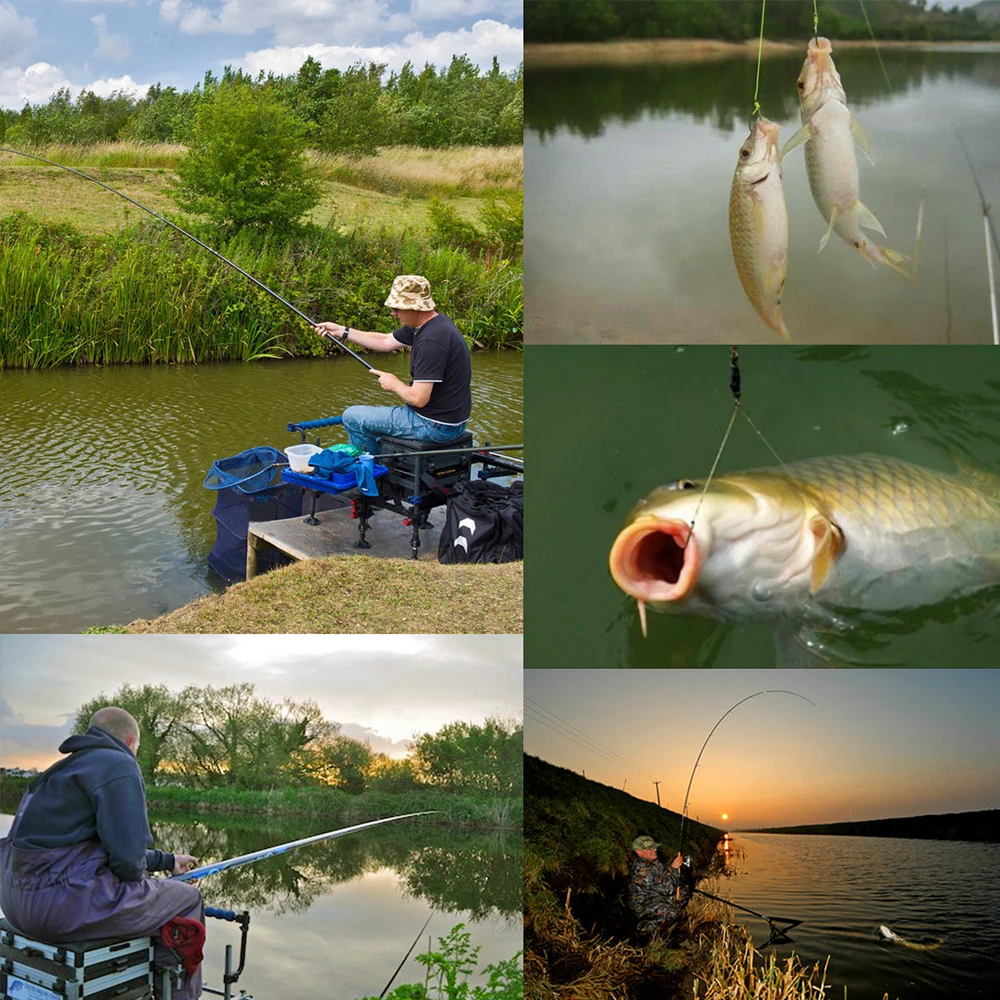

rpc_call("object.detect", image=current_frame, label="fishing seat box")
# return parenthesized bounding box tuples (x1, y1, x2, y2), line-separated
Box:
(380, 433, 474, 498)
(0, 920, 153, 1000)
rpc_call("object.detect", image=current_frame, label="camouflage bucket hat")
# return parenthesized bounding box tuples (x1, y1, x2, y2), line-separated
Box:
(385, 274, 435, 311)
(632, 835, 659, 851)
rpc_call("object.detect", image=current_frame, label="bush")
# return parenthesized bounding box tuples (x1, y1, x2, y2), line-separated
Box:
(172, 81, 320, 232)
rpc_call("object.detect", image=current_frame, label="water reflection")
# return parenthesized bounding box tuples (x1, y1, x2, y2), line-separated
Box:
(526, 48, 1000, 139)
(152, 815, 521, 921)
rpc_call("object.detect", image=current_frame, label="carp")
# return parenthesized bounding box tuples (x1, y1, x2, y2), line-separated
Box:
(609, 454, 1000, 636)
(729, 116, 792, 340)
(790, 36, 913, 277)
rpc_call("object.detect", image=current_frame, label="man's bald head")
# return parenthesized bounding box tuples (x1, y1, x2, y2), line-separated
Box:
(90, 707, 140, 752)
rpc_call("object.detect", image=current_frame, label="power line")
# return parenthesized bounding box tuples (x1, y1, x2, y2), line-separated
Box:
(524, 698, 659, 783)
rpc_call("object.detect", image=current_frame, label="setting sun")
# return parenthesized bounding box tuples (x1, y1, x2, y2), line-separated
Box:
(721, 813, 729, 820)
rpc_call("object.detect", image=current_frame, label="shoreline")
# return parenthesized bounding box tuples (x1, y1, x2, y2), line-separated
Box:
(525, 37, 1000, 68)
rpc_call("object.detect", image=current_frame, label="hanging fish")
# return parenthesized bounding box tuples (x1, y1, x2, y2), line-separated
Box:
(787, 36, 913, 277)
(608, 454, 1000, 635)
(729, 116, 792, 340)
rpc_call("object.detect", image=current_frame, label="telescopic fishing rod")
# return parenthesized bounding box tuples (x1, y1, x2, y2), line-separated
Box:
(0, 146, 375, 370)
(677, 690, 815, 859)
(171, 811, 435, 882)
(694, 887, 802, 946)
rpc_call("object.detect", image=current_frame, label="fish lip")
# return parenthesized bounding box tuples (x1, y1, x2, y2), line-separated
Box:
(609, 518, 701, 604)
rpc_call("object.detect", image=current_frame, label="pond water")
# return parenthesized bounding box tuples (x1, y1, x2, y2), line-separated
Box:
(718, 832, 1000, 1000)
(525, 45, 1000, 344)
(0, 812, 522, 1000)
(0, 351, 522, 633)
(524, 344, 1000, 668)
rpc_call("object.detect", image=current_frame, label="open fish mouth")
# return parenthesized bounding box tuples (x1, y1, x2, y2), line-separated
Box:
(609, 518, 701, 604)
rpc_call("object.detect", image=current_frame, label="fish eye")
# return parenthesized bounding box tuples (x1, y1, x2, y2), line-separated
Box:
(664, 479, 698, 491)
(797, 79, 805, 90)
(739, 148, 750, 159)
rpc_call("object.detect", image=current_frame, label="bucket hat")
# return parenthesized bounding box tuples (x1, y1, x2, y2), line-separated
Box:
(385, 274, 435, 311)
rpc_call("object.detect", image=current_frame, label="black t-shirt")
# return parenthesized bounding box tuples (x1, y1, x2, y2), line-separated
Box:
(392, 314, 472, 425)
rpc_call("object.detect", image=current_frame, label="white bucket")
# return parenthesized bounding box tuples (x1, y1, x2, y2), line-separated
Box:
(285, 444, 323, 473)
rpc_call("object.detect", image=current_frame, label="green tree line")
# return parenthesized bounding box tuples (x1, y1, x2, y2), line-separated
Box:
(525, 0, 1000, 44)
(0, 54, 522, 151)
(69, 683, 522, 796)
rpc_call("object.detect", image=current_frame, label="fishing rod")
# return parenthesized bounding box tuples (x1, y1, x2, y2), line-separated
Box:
(677, 690, 815, 859)
(379, 911, 435, 999)
(0, 146, 375, 370)
(694, 887, 802, 945)
(171, 811, 435, 882)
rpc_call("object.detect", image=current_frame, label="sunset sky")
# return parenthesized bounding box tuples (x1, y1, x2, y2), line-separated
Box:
(525, 669, 1000, 829)
(0, 634, 522, 770)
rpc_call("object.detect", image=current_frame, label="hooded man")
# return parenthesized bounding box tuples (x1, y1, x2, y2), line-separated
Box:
(314, 274, 473, 455)
(0, 707, 204, 999)
(628, 835, 694, 937)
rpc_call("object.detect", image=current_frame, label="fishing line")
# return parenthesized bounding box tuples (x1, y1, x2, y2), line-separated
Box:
(677, 690, 815, 858)
(751, 0, 768, 119)
(685, 402, 739, 544)
(812, 0, 820, 41)
(0, 146, 374, 370)
(380, 911, 434, 999)
(858, 0, 893, 95)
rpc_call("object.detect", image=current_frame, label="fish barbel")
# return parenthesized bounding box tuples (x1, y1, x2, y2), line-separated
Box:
(609, 454, 1000, 630)
(729, 116, 791, 340)
(792, 37, 912, 277)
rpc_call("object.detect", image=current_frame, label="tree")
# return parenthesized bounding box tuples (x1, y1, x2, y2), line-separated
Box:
(412, 717, 522, 795)
(172, 80, 320, 232)
(316, 63, 389, 156)
(73, 684, 190, 785)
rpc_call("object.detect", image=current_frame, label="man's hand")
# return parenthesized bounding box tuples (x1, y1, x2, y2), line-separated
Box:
(314, 322, 346, 340)
(671, 852, 683, 870)
(371, 369, 404, 393)
(172, 854, 198, 875)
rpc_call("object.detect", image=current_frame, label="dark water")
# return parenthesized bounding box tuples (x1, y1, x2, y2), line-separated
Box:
(526, 46, 1000, 344)
(719, 832, 1000, 1000)
(0, 352, 522, 632)
(524, 344, 1000, 667)
(0, 812, 522, 1000)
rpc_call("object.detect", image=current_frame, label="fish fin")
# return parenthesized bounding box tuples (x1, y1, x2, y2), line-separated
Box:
(954, 459, 1000, 498)
(637, 599, 648, 638)
(911, 196, 925, 281)
(818, 207, 839, 253)
(774, 625, 833, 668)
(779, 123, 811, 160)
(874, 243, 917, 281)
(851, 115, 875, 164)
(855, 200, 886, 237)
(809, 514, 843, 594)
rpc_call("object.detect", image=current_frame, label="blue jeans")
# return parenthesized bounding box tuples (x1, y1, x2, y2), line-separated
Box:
(341, 405, 468, 455)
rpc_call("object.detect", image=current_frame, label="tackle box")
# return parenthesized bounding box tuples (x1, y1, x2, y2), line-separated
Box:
(0, 920, 153, 1000)
(380, 432, 474, 496)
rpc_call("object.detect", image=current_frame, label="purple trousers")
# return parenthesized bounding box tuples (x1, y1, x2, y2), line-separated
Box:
(0, 839, 203, 1000)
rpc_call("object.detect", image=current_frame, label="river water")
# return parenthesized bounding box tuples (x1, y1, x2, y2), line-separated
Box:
(0, 351, 522, 633)
(524, 344, 1000, 668)
(525, 44, 1000, 344)
(0, 812, 522, 1000)
(718, 832, 1000, 1000)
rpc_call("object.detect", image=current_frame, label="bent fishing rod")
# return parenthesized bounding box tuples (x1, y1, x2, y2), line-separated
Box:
(171, 811, 435, 882)
(0, 146, 374, 370)
(677, 690, 815, 858)
(694, 887, 802, 946)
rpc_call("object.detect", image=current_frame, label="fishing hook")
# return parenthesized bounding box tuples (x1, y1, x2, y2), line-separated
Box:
(677, 690, 815, 857)
(0, 147, 374, 370)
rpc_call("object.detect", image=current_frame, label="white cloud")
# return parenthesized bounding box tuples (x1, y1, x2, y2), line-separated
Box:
(0, 2, 37, 69)
(160, 0, 392, 45)
(410, 0, 521, 20)
(0, 61, 71, 109)
(239, 18, 522, 78)
(79, 73, 149, 98)
(91, 14, 132, 62)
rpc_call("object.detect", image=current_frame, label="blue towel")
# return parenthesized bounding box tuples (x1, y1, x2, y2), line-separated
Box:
(308, 450, 378, 497)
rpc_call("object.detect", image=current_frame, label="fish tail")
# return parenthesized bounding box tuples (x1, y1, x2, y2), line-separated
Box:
(774, 308, 793, 342)
(860, 239, 917, 281)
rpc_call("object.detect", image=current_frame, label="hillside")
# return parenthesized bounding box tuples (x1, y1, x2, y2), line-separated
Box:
(751, 808, 999, 843)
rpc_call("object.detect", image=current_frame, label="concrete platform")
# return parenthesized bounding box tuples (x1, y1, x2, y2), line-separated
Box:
(246, 505, 443, 577)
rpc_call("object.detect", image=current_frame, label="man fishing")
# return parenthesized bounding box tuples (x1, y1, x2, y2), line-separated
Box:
(0, 707, 204, 1000)
(314, 274, 472, 455)
(628, 835, 694, 937)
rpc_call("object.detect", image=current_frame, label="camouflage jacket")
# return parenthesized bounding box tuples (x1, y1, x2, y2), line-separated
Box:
(628, 855, 690, 923)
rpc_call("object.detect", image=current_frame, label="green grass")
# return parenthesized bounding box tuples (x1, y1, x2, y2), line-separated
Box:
(0, 212, 522, 367)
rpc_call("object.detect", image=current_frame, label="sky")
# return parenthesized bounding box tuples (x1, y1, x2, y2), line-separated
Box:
(0, 633, 522, 769)
(525, 669, 1000, 829)
(0, 0, 523, 112)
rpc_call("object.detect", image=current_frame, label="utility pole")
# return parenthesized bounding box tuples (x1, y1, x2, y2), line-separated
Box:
(622, 778, 627, 791)
(653, 780, 661, 807)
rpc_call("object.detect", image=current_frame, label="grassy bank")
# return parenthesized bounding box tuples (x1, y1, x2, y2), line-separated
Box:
(0, 775, 521, 828)
(117, 556, 522, 634)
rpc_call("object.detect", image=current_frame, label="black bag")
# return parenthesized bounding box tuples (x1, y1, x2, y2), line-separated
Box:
(438, 480, 523, 564)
